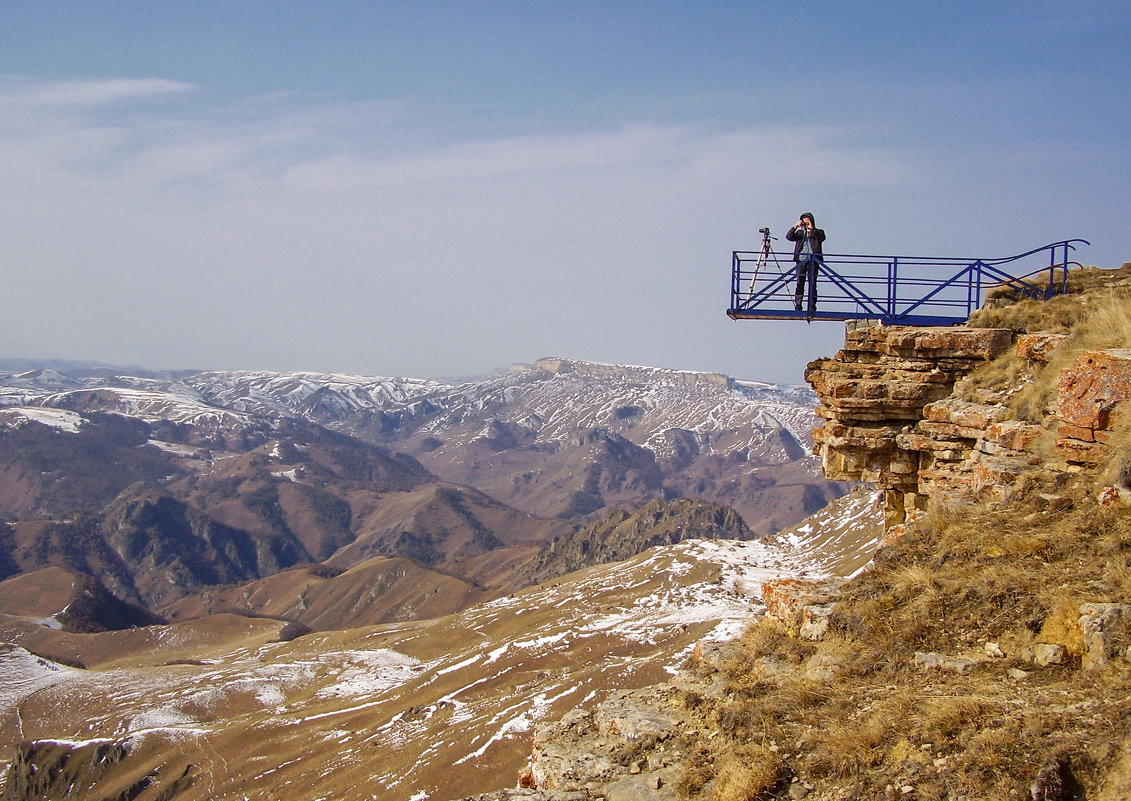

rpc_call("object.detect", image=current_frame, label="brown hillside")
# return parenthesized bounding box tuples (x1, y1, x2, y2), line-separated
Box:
(0, 566, 79, 618)
(165, 556, 496, 630)
(0, 612, 289, 673)
(542, 263, 1131, 801)
(0, 567, 160, 633)
(511, 497, 757, 588)
(329, 482, 568, 575)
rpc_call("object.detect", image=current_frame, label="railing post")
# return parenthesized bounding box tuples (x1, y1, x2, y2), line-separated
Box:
(972, 260, 982, 317)
(731, 252, 740, 308)
(1060, 242, 1070, 295)
(889, 258, 898, 320)
(1047, 244, 1055, 297)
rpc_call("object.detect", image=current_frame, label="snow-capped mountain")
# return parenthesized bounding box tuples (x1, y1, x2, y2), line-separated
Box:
(184, 370, 446, 421)
(0, 358, 843, 531)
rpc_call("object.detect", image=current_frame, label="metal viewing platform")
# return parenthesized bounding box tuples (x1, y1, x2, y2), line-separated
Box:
(728, 239, 1089, 326)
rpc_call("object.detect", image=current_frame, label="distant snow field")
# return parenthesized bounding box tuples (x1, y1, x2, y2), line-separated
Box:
(0, 407, 85, 433)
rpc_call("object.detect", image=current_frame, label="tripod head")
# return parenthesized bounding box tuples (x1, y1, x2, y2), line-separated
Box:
(758, 226, 776, 245)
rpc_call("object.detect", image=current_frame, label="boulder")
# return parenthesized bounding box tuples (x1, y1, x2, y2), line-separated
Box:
(868, 327, 1012, 360)
(913, 651, 985, 674)
(800, 602, 835, 641)
(984, 420, 1043, 452)
(1016, 332, 1069, 362)
(594, 696, 679, 742)
(603, 767, 681, 801)
(924, 398, 1010, 429)
(804, 652, 847, 681)
(1080, 603, 1131, 671)
(1056, 349, 1131, 430)
(1034, 643, 1068, 667)
(530, 711, 618, 791)
(762, 578, 843, 631)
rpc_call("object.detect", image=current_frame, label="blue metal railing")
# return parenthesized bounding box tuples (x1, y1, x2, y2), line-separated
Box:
(728, 239, 1089, 325)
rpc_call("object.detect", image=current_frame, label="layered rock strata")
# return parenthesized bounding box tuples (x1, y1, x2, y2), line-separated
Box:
(806, 323, 1131, 530)
(804, 324, 1013, 528)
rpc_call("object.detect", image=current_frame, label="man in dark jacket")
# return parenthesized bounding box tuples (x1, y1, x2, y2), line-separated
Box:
(785, 212, 826, 314)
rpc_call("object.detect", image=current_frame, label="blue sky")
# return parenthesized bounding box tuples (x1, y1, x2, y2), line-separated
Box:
(1, 1, 1127, 383)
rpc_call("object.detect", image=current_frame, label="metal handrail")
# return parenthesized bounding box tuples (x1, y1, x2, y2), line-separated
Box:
(728, 239, 1089, 325)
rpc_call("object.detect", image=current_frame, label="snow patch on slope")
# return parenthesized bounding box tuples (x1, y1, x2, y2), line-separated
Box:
(0, 407, 85, 434)
(0, 645, 82, 711)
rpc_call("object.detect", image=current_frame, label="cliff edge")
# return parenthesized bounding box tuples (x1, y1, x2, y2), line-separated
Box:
(499, 264, 1131, 801)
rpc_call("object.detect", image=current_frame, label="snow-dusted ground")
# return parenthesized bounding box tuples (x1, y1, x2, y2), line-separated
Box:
(0, 501, 883, 800)
(0, 407, 85, 433)
(770, 489, 885, 577)
(0, 645, 82, 716)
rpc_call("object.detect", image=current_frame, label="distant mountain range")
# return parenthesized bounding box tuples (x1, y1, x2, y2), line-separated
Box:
(0, 357, 848, 630)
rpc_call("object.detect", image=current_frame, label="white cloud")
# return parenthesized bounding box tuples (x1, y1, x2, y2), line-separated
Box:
(1, 77, 197, 107)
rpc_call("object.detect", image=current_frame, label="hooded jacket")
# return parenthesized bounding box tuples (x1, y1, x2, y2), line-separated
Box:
(785, 213, 826, 262)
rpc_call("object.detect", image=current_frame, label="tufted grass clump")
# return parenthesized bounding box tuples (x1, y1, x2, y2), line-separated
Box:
(710, 745, 786, 801)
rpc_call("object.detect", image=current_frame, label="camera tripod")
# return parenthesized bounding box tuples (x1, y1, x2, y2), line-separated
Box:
(748, 226, 783, 294)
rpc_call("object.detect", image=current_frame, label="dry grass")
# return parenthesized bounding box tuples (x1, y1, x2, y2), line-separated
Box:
(963, 265, 1131, 425)
(1098, 417, 1131, 490)
(1080, 291, 1131, 349)
(674, 266, 1131, 800)
(676, 749, 716, 798)
(710, 745, 785, 801)
(910, 694, 999, 742)
(1007, 289, 1131, 422)
(683, 465, 1131, 799)
(805, 714, 887, 778)
(974, 264, 1131, 329)
(719, 618, 817, 686)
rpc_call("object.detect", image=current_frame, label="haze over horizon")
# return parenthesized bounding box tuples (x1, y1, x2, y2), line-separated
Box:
(1, 1, 1127, 384)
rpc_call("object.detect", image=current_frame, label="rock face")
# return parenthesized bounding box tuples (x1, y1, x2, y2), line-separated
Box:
(526, 688, 687, 800)
(760, 577, 844, 640)
(804, 324, 1014, 528)
(807, 323, 1131, 530)
(1079, 602, 1131, 671)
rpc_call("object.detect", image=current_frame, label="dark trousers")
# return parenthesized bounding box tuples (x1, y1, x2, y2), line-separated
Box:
(794, 257, 820, 314)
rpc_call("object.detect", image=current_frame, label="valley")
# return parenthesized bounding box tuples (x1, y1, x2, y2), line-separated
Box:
(0, 492, 882, 800)
(0, 358, 845, 628)
(0, 356, 874, 798)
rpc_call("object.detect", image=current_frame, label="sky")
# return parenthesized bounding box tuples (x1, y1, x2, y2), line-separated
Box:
(0, 1, 1128, 384)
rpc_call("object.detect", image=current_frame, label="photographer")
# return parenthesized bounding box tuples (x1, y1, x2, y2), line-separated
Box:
(785, 212, 826, 314)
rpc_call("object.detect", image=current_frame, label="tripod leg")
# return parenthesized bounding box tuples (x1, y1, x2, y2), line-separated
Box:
(749, 246, 768, 294)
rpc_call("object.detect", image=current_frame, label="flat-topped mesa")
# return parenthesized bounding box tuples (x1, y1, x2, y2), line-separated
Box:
(533, 356, 731, 388)
(804, 325, 1014, 528)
